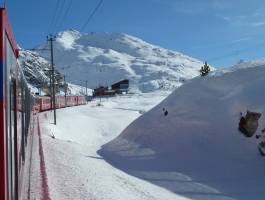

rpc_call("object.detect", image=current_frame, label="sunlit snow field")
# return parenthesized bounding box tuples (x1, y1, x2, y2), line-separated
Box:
(35, 92, 188, 200)
(31, 60, 265, 200)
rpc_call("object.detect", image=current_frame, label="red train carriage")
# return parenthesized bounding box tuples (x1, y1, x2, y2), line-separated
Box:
(56, 96, 66, 109)
(0, 8, 35, 200)
(0, 8, 87, 200)
(36, 96, 51, 112)
(66, 96, 76, 107)
(36, 95, 86, 112)
(77, 96, 86, 105)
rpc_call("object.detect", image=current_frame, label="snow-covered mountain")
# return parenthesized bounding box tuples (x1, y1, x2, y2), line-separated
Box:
(19, 49, 52, 88)
(19, 49, 91, 95)
(99, 60, 265, 200)
(37, 30, 205, 92)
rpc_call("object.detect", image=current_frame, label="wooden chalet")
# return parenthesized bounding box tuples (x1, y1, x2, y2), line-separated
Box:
(93, 79, 129, 97)
(111, 79, 129, 94)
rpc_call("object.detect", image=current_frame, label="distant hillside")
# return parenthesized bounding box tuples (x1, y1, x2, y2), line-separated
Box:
(19, 49, 52, 88)
(37, 30, 206, 92)
(19, 49, 91, 95)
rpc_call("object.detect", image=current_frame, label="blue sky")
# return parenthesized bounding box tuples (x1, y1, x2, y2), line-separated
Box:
(5, 0, 265, 67)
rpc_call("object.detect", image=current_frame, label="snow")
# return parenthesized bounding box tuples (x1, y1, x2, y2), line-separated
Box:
(19, 49, 51, 86)
(28, 142, 43, 200)
(37, 30, 206, 92)
(67, 83, 93, 96)
(31, 58, 265, 200)
(56, 30, 81, 50)
(100, 61, 265, 200)
(39, 92, 191, 200)
(19, 49, 92, 95)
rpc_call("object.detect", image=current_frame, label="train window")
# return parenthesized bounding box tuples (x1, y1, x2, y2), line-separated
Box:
(8, 79, 18, 200)
(17, 78, 25, 165)
(5, 35, 18, 200)
(24, 87, 30, 143)
(21, 80, 25, 162)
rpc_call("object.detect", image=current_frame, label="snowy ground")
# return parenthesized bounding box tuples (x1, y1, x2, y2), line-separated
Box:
(36, 92, 192, 200)
(31, 61, 265, 200)
(100, 62, 265, 200)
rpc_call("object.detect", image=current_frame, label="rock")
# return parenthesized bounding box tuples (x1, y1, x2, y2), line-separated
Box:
(238, 111, 261, 137)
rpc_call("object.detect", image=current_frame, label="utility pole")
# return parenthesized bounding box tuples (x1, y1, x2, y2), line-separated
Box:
(64, 74, 67, 105)
(49, 69, 52, 108)
(98, 65, 103, 104)
(62, 66, 67, 105)
(47, 34, 57, 125)
(85, 80, 88, 96)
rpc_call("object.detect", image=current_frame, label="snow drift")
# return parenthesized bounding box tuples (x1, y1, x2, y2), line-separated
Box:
(99, 60, 265, 200)
(37, 30, 205, 92)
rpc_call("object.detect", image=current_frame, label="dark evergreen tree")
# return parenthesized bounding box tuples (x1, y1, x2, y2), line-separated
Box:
(199, 61, 210, 76)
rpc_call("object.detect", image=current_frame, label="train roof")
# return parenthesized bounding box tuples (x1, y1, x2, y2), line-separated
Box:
(0, 7, 19, 58)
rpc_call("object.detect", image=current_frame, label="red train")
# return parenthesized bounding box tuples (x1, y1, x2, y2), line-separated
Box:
(36, 95, 86, 112)
(0, 8, 86, 200)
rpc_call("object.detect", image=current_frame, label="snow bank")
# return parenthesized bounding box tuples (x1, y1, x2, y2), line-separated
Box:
(100, 61, 265, 200)
(39, 93, 186, 200)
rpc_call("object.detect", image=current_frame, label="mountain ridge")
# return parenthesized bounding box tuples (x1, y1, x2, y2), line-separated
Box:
(37, 30, 206, 92)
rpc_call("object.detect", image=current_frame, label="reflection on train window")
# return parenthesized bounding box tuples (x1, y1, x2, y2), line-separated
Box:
(5, 34, 18, 200)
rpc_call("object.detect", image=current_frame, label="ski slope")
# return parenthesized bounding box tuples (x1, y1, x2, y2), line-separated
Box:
(36, 92, 191, 200)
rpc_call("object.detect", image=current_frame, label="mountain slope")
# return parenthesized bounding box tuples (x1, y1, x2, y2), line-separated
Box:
(38, 30, 205, 92)
(99, 60, 265, 200)
(19, 49, 52, 88)
(19, 49, 91, 95)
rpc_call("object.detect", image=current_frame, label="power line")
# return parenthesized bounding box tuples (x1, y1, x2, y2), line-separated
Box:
(25, 42, 50, 53)
(57, 0, 73, 31)
(43, 0, 104, 66)
(80, 0, 104, 32)
(48, 0, 60, 33)
(3, 0, 7, 7)
(51, 0, 104, 65)
(53, 0, 67, 32)
(49, 0, 67, 34)
(207, 41, 265, 62)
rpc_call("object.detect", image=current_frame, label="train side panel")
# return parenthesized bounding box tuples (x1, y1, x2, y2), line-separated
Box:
(77, 96, 86, 105)
(37, 95, 86, 111)
(0, 8, 20, 200)
(38, 97, 51, 112)
(56, 96, 66, 109)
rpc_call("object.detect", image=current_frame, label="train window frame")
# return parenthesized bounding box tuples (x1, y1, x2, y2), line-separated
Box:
(5, 32, 18, 200)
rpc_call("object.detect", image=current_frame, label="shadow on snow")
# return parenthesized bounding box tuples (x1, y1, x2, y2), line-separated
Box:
(98, 148, 265, 200)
